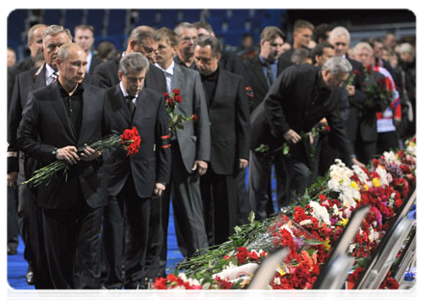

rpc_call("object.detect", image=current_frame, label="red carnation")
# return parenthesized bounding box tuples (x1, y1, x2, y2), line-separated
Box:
(354, 70, 360, 75)
(120, 127, 141, 156)
(173, 88, 180, 95)
(192, 114, 198, 122)
(153, 277, 168, 289)
(174, 95, 183, 103)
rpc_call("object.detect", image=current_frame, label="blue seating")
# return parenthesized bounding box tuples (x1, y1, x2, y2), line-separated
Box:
(107, 9, 127, 36)
(182, 9, 201, 23)
(7, 9, 27, 43)
(64, 9, 83, 32)
(86, 9, 105, 34)
(136, 9, 157, 27)
(43, 9, 62, 26)
(157, 10, 178, 29)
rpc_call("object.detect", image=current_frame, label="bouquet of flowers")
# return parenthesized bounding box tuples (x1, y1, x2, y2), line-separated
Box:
(22, 127, 141, 187)
(164, 88, 197, 132)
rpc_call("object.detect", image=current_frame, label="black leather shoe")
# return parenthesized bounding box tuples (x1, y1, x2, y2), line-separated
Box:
(106, 288, 122, 300)
(26, 270, 34, 285)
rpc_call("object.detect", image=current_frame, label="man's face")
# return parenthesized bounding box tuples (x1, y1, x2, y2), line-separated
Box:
(384, 34, 397, 49)
(132, 37, 158, 64)
(118, 68, 147, 97)
(7, 49, 16, 67)
(194, 45, 220, 76)
(74, 28, 95, 53)
(354, 47, 372, 66)
(373, 42, 384, 59)
(43, 32, 72, 68)
(331, 34, 349, 57)
(294, 27, 313, 48)
(197, 27, 213, 37)
(260, 36, 284, 62)
(322, 70, 349, 90)
(315, 47, 334, 66)
(177, 28, 198, 57)
(156, 38, 176, 69)
(57, 46, 87, 86)
(28, 26, 46, 58)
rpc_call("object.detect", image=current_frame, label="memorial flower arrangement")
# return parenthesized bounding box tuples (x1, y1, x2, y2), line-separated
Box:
(22, 127, 141, 187)
(163, 88, 197, 132)
(153, 138, 416, 290)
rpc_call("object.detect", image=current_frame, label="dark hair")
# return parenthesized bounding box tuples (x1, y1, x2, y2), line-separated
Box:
(193, 21, 214, 34)
(312, 42, 334, 57)
(193, 35, 222, 57)
(313, 23, 333, 43)
(260, 26, 285, 42)
(291, 48, 312, 64)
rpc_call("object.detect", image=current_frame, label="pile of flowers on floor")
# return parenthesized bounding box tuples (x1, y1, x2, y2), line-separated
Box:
(153, 138, 416, 290)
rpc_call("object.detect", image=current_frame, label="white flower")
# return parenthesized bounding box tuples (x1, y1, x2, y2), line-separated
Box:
(348, 243, 356, 254)
(383, 151, 400, 165)
(280, 224, 294, 237)
(368, 227, 380, 243)
(299, 219, 313, 226)
(332, 204, 344, 219)
(352, 164, 369, 183)
(376, 166, 389, 187)
(170, 285, 187, 298)
(224, 261, 236, 270)
(273, 277, 281, 285)
(309, 201, 331, 225)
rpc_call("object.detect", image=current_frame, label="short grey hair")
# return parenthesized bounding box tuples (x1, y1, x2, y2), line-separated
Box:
(194, 35, 222, 57)
(128, 26, 156, 46)
(329, 26, 350, 44)
(27, 23, 47, 43)
(322, 56, 352, 75)
(353, 42, 374, 56)
(42, 25, 72, 41)
(174, 22, 196, 37)
(399, 43, 415, 56)
(119, 52, 150, 75)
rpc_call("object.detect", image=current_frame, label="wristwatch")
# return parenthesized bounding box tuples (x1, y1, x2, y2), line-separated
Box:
(52, 147, 58, 157)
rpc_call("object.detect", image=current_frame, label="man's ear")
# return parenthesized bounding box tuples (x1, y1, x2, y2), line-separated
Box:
(118, 71, 123, 81)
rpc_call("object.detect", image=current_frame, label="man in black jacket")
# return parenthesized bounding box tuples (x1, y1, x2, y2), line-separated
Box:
(93, 26, 166, 93)
(250, 57, 363, 206)
(17, 43, 114, 289)
(102, 52, 171, 289)
(194, 35, 250, 245)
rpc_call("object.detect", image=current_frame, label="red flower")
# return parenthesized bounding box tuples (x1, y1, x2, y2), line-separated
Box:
(120, 127, 141, 156)
(236, 247, 248, 265)
(365, 64, 373, 74)
(174, 95, 183, 103)
(173, 88, 180, 95)
(153, 277, 168, 289)
(354, 70, 360, 75)
(192, 114, 198, 122)
(223, 255, 230, 260)
(248, 251, 259, 261)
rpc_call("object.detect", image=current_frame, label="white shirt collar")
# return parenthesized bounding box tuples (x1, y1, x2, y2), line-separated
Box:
(119, 82, 138, 102)
(45, 63, 58, 81)
(155, 61, 174, 76)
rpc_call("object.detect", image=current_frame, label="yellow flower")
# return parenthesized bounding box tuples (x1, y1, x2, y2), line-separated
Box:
(323, 238, 331, 251)
(338, 218, 349, 227)
(363, 184, 369, 191)
(350, 181, 359, 189)
(372, 178, 381, 187)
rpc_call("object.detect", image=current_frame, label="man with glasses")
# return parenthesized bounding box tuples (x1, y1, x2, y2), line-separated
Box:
(174, 22, 198, 69)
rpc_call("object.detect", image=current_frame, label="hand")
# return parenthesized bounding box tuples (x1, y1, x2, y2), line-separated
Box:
(346, 85, 355, 97)
(308, 133, 314, 145)
(57, 146, 80, 165)
(351, 157, 365, 168)
(239, 158, 248, 170)
(154, 182, 166, 196)
(80, 144, 102, 162)
(192, 160, 208, 176)
(318, 118, 328, 126)
(283, 129, 302, 144)
(7, 172, 18, 187)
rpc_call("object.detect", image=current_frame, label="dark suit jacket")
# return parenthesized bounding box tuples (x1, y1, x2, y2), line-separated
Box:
(105, 85, 171, 198)
(16, 81, 113, 210)
(7, 64, 98, 175)
(93, 53, 167, 93)
(202, 69, 251, 175)
(250, 64, 352, 159)
(243, 55, 293, 110)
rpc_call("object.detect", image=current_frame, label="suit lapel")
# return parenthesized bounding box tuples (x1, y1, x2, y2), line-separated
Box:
(212, 69, 225, 108)
(252, 56, 270, 91)
(171, 64, 184, 115)
(115, 86, 132, 124)
(49, 83, 77, 142)
(134, 89, 148, 121)
(33, 64, 47, 90)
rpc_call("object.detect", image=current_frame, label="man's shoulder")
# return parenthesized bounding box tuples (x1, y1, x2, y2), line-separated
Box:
(95, 59, 118, 73)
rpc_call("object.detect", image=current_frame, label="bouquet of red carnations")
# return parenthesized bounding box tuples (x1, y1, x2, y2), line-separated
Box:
(22, 127, 141, 187)
(164, 88, 197, 132)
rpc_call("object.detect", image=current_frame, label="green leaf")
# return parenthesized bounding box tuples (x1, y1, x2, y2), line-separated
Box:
(248, 211, 255, 223)
(283, 143, 290, 155)
(303, 239, 326, 246)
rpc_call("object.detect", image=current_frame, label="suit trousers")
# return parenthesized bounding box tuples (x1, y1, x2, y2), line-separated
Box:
(160, 141, 208, 272)
(235, 168, 251, 225)
(7, 186, 19, 252)
(41, 195, 104, 289)
(102, 175, 151, 289)
(200, 169, 237, 245)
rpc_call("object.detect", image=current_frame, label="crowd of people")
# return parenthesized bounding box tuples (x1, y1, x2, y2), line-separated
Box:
(6, 16, 416, 290)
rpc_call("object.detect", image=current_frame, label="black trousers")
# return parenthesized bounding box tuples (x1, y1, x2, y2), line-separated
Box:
(377, 131, 399, 154)
(42, 197, 104, 289)
(7, 186, 19, 251)
(200, 169, 237, 246)
(102, 176, 150, 288)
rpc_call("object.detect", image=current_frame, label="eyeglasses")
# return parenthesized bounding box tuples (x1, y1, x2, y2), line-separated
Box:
(181, 36, 197, 43)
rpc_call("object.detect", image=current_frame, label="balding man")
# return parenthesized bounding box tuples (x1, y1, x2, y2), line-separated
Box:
(17, 43, 114, 289)
(93, 26, 166, 93)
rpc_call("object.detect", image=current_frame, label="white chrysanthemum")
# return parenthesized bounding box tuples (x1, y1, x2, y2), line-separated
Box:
(273, 277, 281, 285)
(376, 166, 389, 187)
(309, 201, 331, 225)
(332, 204, 344, 219)
(299, 219, 313, 226)
(352, 164, 369, 183)
(348, 243, 356, 254)
(339, 188, 357, 209)
(170, 285, 187, 298)
(388, 192, 396, 208)
(368, 227, 380, 243)
(328, 160, 354, 191)
(383, 151, 400, 165)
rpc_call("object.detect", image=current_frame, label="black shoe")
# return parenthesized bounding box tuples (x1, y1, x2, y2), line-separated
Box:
(106, 288, 122, 299)
(7, 246, 18, 255)
(26, 270, 34, 285)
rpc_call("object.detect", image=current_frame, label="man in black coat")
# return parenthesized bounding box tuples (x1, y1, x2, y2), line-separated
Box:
(102, 53, 171, 289)
(73, 25, 103, 74)
(17, 43, 114, 289)
(194, 36, 250, 245)
(7, 25, 74, 288)
(243, 26, 292, 220)
(250, 57, 363, 206)
(93, 26, 166, 93)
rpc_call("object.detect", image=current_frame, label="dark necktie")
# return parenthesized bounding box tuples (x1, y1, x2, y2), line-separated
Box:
(265, 62, 275, 87)
(48, 72, 58, 85)
(125, 96, 136, 118)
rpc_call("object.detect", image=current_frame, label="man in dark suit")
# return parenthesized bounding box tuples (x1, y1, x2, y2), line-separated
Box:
(93, 26, 166, 93)
(243, 26, 292, 220)
(102, 53, 171, 289)
(280, 20, 314, 62)
(250, 57, 363, 206)
(194, 35, 250, 245)
(155, 27, 210, 274)
(74, 25, 103, 74)
(7, 25, 73, 288)
(17, 43, 114, 289)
